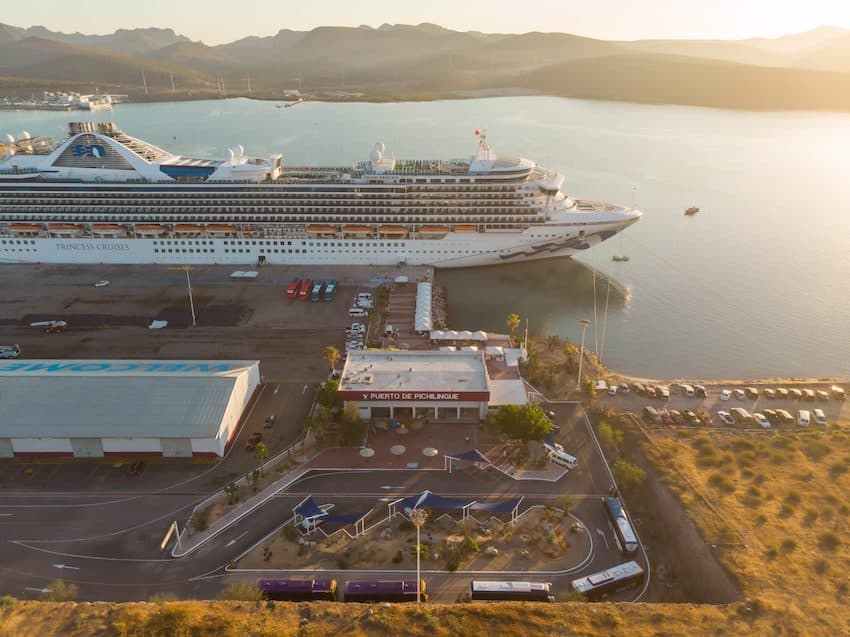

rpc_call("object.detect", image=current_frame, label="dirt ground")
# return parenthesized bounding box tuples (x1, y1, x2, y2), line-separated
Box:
(238, 507, 589, 574)
(0, 263, 423, 381)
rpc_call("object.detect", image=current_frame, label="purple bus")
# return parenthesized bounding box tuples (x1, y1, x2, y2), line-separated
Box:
(343, 579, 426, 603)
(257, 578, 337, 601)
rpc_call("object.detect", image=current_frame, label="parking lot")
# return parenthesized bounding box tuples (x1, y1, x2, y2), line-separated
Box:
(599, 379, 849, 429)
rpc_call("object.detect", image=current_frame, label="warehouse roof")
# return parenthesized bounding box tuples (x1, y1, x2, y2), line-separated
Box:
(0, 360, 258, 438)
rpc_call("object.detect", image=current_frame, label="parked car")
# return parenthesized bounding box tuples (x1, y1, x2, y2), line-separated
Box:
(744, 387, 759, 399)
(803, 389, 816, 402)
(812, 409, 827, 426)
(763, 388, 776, 399)
(717, 411, 735, 426)
(816, 390, 830, 402)
(264, 415, 276, 429)
(776, 409, 794, 424)
(694, 384, 707, 398)
(94, 280, 110, 287)
(0, 344, 21, 359)
(776, 388, 789, 399)
(730, 407, 753, 423)
(656, 386, 670, 400)
(631, 382, 645, 395)
(643, 405, 662, 424)
(668, 409, 684, 424)
(683, 409, 701, 426)
(762, 408, 778, 424)
(719, 389, 731, 401)
(733, 388, 746, 400)
(789, 388, 803, 400)
(753, 413, 771, 429)
(245, 432, 263, 451)
(830, 385, 846, 400)
(607, 385, 618, 396)
(797, 410, 811, 427)
(681, 384, 695, 397)
(619, 383, 630, 394)
(545, 410, 556, 419)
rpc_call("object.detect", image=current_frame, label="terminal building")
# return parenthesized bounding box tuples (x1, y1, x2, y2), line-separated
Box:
(337, 349, 527, 421)
(0, 359, 260, 458)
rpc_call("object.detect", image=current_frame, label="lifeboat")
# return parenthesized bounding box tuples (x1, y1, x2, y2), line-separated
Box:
(48, 223, 81, 235)
(8, 223, 44, 234)
(419, 225, 449, 235)
(134, 224, 166, 235)
(453, 224, 478, 232)
(92, 223, 125, 235)
(173, 224, 206, 234)
(378, 225, 407, 235)
(342, 224, 372, 235)
(306, 224, 337, 234)
(205, 224, 238, 234)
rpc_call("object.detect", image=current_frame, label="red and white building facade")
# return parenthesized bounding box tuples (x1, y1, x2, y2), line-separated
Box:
(338, 350, 527, 421)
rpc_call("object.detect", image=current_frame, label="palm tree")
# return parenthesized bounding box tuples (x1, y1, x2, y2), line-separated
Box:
(253, 442, 268, 476)
(506, 313, 521, 343)
(323, 345, 341, 372)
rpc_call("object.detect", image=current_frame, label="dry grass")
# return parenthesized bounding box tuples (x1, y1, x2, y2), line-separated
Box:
(642, 425, 850, 634)
(0, 599, 801, 637)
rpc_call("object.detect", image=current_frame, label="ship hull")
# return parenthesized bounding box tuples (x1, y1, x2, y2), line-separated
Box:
(0, 223, 622, 268)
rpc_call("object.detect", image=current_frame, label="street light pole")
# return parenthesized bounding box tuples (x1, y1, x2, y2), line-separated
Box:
(409, 508, 428, 604)
(186, 269, 196, 327)
(576, 319, 590, 391)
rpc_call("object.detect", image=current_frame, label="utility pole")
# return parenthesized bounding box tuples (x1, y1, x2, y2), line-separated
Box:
(576, 319, 590, 391)
(409, 509, 428, 604)
(186, 269, 196, 327)
(170, 72, 175, 94)
(247, 72, 252, 94)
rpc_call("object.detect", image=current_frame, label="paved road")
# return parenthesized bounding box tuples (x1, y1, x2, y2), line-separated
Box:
(0, 397, 642, 603)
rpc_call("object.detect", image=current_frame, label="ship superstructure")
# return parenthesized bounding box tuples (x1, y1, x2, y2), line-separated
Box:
(0, 123, 640, 267)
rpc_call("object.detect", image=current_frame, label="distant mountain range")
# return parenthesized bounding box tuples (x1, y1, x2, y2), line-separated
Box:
(1, 22, 849, 110)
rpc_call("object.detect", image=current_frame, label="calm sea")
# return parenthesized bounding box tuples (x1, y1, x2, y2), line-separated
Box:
(3, 96, 850, 379)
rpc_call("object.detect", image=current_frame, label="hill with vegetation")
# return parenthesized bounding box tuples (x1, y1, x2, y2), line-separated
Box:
(1, 22, 850, 110)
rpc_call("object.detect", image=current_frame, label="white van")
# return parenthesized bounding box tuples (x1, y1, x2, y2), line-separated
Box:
(544, 442, 577, 470)
(797, 410, 810, 427)
(348, 307, 368, 318)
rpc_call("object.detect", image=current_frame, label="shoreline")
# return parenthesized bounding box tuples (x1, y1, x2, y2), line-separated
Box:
(524, 335, 849, 392)
(8, 90, 847, 115)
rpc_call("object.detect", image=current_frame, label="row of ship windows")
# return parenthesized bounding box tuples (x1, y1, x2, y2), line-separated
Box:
(1, 239, 36, 245)
(4, 186, 525, 198)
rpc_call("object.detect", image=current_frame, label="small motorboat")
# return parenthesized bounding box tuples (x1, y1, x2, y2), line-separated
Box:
(612, 255, 630, 262)
(684, 206, 700, 215)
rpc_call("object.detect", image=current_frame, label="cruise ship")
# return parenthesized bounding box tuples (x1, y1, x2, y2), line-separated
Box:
(0, 122, 641, 267)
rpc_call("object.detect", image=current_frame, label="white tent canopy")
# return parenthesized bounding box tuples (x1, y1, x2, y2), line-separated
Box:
(415, 282, 433, 332)
(429, 330, 488, 342)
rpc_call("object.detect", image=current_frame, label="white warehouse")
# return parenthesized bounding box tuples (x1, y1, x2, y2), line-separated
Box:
(0, 359, 261, 458)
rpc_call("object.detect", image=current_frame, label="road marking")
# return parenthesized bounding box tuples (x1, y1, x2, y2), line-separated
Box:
(596, 528, 610, 550)
(51, 563, 80, 570)
(225, 531, 249, 548)
(25, 587, 50, 594)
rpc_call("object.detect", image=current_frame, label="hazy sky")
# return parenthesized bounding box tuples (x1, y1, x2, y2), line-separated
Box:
(4, 0, 850, 44)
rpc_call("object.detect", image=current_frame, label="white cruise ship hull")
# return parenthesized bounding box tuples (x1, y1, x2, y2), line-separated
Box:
(0, 222, 624, 268)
